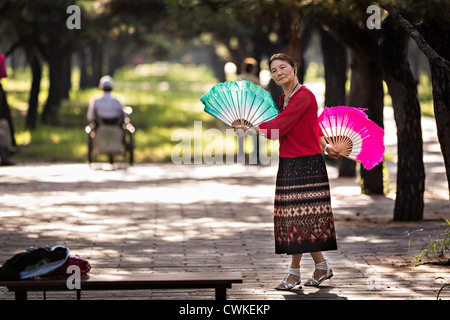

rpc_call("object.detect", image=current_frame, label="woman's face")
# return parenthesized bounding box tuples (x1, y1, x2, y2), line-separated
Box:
(270, 59, 296, 87)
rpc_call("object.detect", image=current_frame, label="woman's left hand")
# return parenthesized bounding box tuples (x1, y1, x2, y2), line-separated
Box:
(326, 146, 340, 159)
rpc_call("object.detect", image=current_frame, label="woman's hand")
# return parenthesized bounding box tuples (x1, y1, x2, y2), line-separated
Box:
(325, 144, 340, 159)
(233, 125, 258, 137)
(233, 125, 249, 138)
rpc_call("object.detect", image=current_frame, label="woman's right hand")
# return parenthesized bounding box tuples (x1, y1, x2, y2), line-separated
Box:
(233, 125, 248, 138)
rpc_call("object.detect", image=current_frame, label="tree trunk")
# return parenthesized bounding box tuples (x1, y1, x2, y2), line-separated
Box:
(42, 59, 63, 124)
(78, 49, 89, 89)
(429, 65, 450, 196)
(382, 17, 425, 221)
(338, 54, 361, 178)
(63, 54, 72, 100)
(320, 27, 354, 177)
(353, 53, 385, 194)
(320, 27, 347, 107)
(41, 43, 71, 124)
(420, 18, 450, 196)
(90, 41, 104, 87)
(24, 46, 42, 130)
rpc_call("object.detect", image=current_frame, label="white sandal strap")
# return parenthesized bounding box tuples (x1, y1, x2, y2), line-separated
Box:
(306, 278, 320, 286)
(282, 268, 300, 285)
(305, 260, 333, 286)
(280, 280, 296, 289)
(314, 260, 330, 271)
(287, 268, 300, 277)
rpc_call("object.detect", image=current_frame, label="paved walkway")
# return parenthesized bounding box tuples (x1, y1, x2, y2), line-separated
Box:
(0, 108, 449, 300)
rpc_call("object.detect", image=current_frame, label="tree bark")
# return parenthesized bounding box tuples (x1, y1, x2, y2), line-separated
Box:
(419, 18, 450, 196)
(24, 46, 42, 130)
(357, 52, 385, 195)
(78, 49, 90, 89)
(320, 27, 347, 107)
(63, 54, 72, 100)
(346, 52, 384, 192)
(90, 41, 104, 87)
(41, 41, 71, 124)
(337, 55, 360, 178)
(382, 17, 425, 221)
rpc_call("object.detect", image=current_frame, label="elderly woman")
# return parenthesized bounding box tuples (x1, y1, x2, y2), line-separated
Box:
(235, 53, 340, 290)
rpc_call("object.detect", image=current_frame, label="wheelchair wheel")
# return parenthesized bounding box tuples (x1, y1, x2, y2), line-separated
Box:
(125, 131, 134, 165)
(87, 134, 93, 164)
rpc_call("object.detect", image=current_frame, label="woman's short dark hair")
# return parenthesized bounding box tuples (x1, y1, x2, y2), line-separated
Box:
(267, 53, 296, 70)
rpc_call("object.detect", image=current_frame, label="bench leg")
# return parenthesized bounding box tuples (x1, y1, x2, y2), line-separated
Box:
(15, 291, 27, 300)
(215, 288, 227, 301)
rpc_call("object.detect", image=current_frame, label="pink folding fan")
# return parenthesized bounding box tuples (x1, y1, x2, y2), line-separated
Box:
(318, 106, 385, 170)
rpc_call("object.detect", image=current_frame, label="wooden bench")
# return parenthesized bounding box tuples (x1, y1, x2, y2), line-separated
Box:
(0, 272, 243, 300)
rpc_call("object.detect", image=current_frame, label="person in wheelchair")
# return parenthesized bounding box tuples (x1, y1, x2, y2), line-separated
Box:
(87, 75, 126, 127)
(86, 75, 134, 165)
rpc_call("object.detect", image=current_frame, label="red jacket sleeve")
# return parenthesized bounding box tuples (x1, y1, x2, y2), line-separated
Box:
(259, 91, 312, 140)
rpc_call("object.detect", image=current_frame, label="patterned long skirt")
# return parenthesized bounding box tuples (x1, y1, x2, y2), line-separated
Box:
(274, 154, 337, 255)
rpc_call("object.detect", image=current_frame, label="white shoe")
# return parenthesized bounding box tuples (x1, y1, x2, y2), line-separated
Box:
(304, 260, 333, 286)
(275, 268, 301, 291)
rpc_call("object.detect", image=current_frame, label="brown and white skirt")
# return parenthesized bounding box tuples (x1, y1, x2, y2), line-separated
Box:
(274, 154, 337, 255)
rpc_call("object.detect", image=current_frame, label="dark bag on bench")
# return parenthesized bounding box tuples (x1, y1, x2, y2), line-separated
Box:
(0, 245, 89, 281)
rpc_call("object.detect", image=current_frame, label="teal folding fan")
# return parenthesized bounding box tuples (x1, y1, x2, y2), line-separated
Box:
(200, 80, 278, 127)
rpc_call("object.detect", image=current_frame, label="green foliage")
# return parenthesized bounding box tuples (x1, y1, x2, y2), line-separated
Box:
(408, 219, 450, 264)
(437, 283, 450, 300)
(407, 219, 450, 299)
